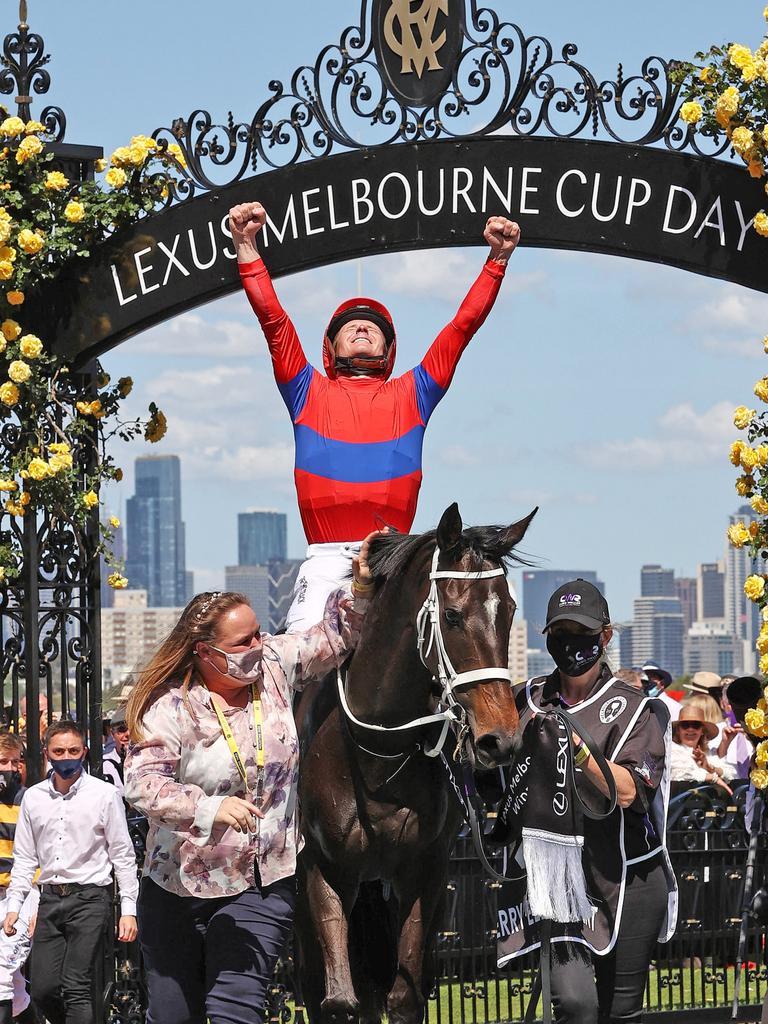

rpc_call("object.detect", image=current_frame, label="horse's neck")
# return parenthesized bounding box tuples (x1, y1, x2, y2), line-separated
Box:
(345, 584, 434, 725)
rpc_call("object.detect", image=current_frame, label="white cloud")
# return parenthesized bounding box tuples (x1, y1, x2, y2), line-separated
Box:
(131, 313, 261, 359)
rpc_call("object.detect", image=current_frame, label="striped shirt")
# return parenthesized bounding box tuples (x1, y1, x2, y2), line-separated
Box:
(0, 790, 24, 888)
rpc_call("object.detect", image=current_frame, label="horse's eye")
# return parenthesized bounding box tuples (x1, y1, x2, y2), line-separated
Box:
(444, 607, 463, 627)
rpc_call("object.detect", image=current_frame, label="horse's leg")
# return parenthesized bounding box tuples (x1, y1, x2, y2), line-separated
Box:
(304, 857, 360, 1024)
(387, 849, 449, 1024)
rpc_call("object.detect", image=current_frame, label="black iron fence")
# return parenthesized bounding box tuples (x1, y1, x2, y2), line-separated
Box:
(101, 782, 768, 1024)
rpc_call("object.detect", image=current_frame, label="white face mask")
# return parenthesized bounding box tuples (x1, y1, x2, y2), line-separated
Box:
(204, 643, 263, 684)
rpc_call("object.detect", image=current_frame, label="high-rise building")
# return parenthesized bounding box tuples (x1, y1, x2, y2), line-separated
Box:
(185, 571, 195, 605)
(631, 596, 684, 678)
(101, 589, 184, 675)
(684, 621, 742, 677)
(614, 622, 633, 668)
(508, 620, 528, 683)
(674, 577, 697, 633)
(225, 565, 271, 628)
(125, 455, 187, 607)
(238, 510, 287, 567)
(521, 570, 605, 649)
(640, 565, 675, 598)
(697, 561, 725, 622)
(724, 505, 759, 674)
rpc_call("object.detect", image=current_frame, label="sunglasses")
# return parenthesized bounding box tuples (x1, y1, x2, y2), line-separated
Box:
(678, 720, 704, 730)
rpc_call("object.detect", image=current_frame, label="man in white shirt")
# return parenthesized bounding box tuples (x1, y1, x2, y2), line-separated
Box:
(2, 720, 139, 1024)
(641, 661, 681, 722)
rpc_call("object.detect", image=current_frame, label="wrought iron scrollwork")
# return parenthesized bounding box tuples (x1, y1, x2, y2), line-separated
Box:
(151, 0, 727, 204)
(0, 1, 65, 139)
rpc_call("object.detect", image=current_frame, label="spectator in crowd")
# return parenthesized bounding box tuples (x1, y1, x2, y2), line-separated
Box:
(124, 535, 377, 1024)
(642, 661, 681, 721)
(670, 698, 735, 792)
(0, 734, 37, 1023)
(720, 680, 753, 778)
(615, 667, 643, 690)
(689, 670, 724, 707)
(3, 719, 138, 1024)
(102, 708, 129, 794)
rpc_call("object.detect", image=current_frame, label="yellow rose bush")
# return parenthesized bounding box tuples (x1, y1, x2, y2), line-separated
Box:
(0, 114, 187, 585)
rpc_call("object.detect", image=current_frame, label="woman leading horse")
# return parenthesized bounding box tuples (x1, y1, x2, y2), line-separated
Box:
(295, 501, 536, 1024)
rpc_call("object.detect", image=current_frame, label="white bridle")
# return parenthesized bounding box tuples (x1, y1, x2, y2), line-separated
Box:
(337, 545, 512, 758)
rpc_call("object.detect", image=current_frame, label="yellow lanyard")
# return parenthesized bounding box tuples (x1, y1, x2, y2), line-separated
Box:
(209, 684, 264, 796)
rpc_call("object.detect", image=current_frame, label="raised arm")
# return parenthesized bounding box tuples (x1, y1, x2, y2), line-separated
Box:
(230, 201, 312, 419)
(414, 216, 520, 424)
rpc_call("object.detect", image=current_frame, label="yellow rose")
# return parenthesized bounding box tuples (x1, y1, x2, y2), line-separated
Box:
(0, 223, 10, 247)
(44, 170, 68, 191)
(4, 500, 24, 517)
(128, 143, 148, 167)
(756, 211, 768, 237)
(82, 491, 99, 509)
(6, 291, 24, 306)
(26, 458, 50, 482)
(109, 515, 120, 529)
(17, 228, 43, 255)
(145, 408, 168, 443)
(758, 632, 768, 655)
(715, 86, 741, 127)
(756, 378, 768, 403)
(0, 382, 18, 406)
(741, 447, 759, 471)
(114, 468, 123, 482)
(0, 479, 16, 492)
(745, 574, 766, 602)
(110, 146, 132, 168)
(752, 495, 768, 515)
(732, 126, 755, 156)
(728, 521, 751, 547)
(699, 66, 716, 84)
(167, 142, 187, 168)
(736, 474, 755, 496)
(730, 440, 746, 465)
(15, 135, 43, 164)
(746, 707, 768, 734)
(751, 521, 761, 540)
(63, 200, 85, 223)
(734, 405, 756, 429)
(0, 117, 24, 138)
(94, 158, 106, 173)
(752, 768, 768, 789)
(48, 441, 71, 455)
(0, 262, 13, 282)
(680, 101, 703, 125)
(117, 376, 133, 397)
(756, 740, 768, 766)
(107, 572, 128, 589)
(105, 167, 127, 189)
(7, 360, 30, 384)
(729, 44, 754, 70)
(743, 62, 759, 83)
(748, 159, 764, 178)
(19, 334, 42, 359)
(23, 121, 45, 135)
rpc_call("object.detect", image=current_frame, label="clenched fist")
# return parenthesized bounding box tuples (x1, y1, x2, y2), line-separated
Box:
(229, 202, 267, 262)
(484, 216, 520, 263)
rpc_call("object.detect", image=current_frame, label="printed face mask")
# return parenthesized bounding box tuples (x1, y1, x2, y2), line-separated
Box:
(49, 757, 84, 780)
(206, 643, 263, 684)
(546, 631, 604, 677)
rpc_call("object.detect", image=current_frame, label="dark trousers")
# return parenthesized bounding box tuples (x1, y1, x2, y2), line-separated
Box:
(30, 885, 111, 1024)
(139, 873, 296, 1024)
(549, 859, 669, 1024)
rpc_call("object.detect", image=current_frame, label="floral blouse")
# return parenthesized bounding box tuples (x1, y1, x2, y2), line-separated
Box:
(123, 588, 367, 898)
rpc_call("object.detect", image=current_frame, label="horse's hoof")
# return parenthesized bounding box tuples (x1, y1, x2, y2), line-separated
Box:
(321, 995, 359, 1024)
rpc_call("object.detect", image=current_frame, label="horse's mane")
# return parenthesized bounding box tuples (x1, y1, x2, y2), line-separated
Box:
(366, 526, 532, 581)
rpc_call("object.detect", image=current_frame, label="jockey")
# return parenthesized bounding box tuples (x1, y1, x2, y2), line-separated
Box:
(230, 201, 520, 631)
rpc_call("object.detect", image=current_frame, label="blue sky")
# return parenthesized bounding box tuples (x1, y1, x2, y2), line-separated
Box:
(24, 0, 768, 621)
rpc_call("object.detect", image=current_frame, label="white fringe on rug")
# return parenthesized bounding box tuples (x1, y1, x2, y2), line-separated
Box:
(522, 828, 595, 923)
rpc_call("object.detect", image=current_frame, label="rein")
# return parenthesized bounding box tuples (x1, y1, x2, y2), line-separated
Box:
(337, 545, 511, 759)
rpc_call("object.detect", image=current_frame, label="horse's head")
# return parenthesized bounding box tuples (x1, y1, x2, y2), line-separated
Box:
(422, 502, 537, 770)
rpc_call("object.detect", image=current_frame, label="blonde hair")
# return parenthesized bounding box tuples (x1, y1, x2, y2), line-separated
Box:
(126, 591, 250, 742)
(681, 694, 722, 726)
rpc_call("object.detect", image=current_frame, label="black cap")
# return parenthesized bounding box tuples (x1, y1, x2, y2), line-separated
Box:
(727, 676, 763, 735)
(543, 579, 610, 633)
(109, 706, 128, 729)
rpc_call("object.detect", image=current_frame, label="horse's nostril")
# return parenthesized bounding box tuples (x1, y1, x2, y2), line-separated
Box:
(476, 730, 514, 765)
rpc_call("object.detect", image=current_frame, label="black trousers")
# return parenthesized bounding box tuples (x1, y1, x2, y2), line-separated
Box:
(29, 885, 111, 1024)
(139, 873, 295, 1024)
(549, 858, 669, 1024)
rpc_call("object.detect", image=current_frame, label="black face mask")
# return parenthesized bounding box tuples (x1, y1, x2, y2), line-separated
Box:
(546, 631, 604, 677)
(0, 770, 21, 801)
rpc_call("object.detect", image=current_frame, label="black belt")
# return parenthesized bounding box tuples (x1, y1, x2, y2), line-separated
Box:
(40, 882, 104, 897)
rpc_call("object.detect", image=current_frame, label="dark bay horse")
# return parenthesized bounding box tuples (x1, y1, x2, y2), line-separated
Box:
(294, 502, 536, 1024)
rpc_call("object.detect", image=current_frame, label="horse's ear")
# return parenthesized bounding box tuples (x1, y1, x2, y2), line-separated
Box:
(436, 502, 463, 552)
(498, 507, 538, 553)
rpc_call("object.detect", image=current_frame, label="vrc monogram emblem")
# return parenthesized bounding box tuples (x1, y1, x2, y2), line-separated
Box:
(383, 0, 449, 78)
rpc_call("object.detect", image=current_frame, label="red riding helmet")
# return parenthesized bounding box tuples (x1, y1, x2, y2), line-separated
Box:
(323, 297, 397, 380)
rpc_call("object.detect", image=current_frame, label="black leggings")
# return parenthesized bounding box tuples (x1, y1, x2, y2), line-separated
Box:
(549, 859, 669, 1024)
